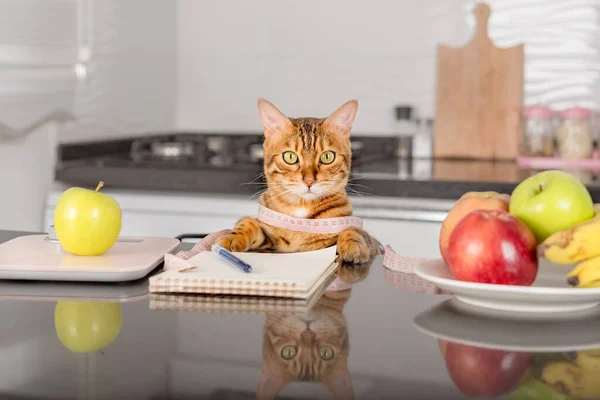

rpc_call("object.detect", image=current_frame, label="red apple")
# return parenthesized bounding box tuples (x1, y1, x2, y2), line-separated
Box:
(446, 209, 538, 286)
(444, 342, 532, 397)
(439, 192, 510, 263)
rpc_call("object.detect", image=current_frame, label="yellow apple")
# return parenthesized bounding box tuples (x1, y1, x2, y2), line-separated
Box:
(54, 181, 122, 256)
(54, 301, 122, 353)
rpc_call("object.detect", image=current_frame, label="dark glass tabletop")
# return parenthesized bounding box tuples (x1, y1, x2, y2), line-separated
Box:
(0, 232, 597, 399)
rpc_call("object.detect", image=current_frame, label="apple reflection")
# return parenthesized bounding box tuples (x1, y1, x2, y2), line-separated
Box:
(438, 339, 531, 397)
(438, 340, 600, 399)
(54, 301, 123, 354)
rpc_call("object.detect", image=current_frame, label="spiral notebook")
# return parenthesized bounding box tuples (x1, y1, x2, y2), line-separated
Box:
(148, 246, 339, 299)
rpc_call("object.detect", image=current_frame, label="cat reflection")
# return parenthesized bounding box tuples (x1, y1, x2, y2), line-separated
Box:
(256, 258, 374, 400)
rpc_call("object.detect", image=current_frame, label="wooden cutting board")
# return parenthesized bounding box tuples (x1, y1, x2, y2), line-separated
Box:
(434, 2, 524, 160)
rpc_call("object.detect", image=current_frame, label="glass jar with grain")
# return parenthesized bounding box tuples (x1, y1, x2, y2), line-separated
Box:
(557, 107, 593, 159)
(521, 105, 555, 157)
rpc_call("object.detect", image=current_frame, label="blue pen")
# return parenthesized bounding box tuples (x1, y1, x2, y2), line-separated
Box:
(211, 244, 253, 273)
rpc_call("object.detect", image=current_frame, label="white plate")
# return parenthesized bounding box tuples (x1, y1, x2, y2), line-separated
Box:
(413, 298, 600, 352)
(414, 259, 600, 313)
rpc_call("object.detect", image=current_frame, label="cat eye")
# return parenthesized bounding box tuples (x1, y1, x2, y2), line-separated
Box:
(281, 345, 297, 360)
(318, 345, 334, 360)
(319, 151, 336, 164)
(282, 151, 298, 165)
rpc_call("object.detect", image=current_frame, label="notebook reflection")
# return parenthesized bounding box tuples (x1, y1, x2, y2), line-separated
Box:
(256, 257, 374, 400)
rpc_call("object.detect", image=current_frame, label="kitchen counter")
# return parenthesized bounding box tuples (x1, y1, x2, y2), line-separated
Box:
(53, 133, 600, 202)
(0, 230, 598, 399)
(55, 156, 600, 203)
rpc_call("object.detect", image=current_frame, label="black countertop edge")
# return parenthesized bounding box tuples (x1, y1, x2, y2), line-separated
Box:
(362, 178, 520, 200)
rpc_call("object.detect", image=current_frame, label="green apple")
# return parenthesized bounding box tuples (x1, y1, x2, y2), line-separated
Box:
(509, 375, 573, 400)
(54, 301, 122, 353)
(509, 170, 595, 243)
(54, 181, 122, 256)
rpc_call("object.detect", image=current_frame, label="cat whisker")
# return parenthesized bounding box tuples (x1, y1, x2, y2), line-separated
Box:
(347, 182, 373, 191)
(347, 188, 374, 196)
(348, 173, 369, 179)
(243, 182, 289, 188)
(268, 188, 294, 201)
(240, 173, 267, 186)
(348, 190, 374, 197)
(325, 178, 373, 194)
(249, 188, 269, 199)
(342, 186, 373, 197)
(323, 188, 349, 202)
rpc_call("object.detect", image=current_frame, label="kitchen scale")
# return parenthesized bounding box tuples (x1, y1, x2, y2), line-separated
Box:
(0, 231, 180, 282)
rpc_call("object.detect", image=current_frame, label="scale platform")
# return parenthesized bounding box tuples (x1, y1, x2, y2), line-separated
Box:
(0, 234, 180, 282)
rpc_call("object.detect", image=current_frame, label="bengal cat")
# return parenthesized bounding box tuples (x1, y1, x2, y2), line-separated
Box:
(257, 289, 354, 400)
(215, 99, 381, 263)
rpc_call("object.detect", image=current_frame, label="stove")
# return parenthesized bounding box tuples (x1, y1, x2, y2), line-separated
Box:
(55, 132, 400, 195)
(127, 134, 265, 166)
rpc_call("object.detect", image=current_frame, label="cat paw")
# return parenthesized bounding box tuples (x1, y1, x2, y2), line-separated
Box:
(214, 234, 250, 252)
(337, 240, 370, 264)
(337, 261, 371, 284)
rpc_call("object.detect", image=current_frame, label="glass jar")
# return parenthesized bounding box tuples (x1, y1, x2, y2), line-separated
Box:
(557, 107, 593, 159)
(521, 105, 555, 157)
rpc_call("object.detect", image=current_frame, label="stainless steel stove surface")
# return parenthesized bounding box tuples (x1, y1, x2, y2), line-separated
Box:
(55, 132, 400, 195)
(128, 134, 265, 167)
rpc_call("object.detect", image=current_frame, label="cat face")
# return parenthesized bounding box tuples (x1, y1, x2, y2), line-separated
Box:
(257, 99, 358, 202)
(257, 292, 354, 400)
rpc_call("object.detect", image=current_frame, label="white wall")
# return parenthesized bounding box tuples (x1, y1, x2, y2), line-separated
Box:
(176, 0, 600, 133)
(176, 0, 471, 134)
(59, 0, 177, 143)
(2, 0, 600, 230)
(0, 0, 177, 231)
(0, 0, 76, 231)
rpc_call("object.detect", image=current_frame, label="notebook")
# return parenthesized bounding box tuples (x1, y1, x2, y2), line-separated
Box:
(148, 246, 339, 299)
(149, 272, 336, 315)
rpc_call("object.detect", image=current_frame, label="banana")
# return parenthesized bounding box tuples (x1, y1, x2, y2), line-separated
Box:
(573, 280, 600, 289)
(565, 255, 600, 286)
(538, 207, 600, 265)
(540, 360, 600, 399)
(571, 350, 600, 370)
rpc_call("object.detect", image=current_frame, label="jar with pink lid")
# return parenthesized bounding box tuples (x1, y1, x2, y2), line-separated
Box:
(557, 107, 593, 159)
(521, 105, 555, 157)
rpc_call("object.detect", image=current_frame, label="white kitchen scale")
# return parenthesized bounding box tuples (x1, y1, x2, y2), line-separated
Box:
(0, 234, 180, 282)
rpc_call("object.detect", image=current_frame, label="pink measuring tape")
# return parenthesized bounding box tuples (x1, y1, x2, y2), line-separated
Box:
(163, 206, 440, 294)
(256, 205, 363, 233)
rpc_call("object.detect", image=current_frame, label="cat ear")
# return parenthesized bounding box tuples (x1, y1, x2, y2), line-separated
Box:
(322, 368, 355, 400)
(322, 100, 358, 138)
(256, 363, 293, 400)
(257, 98, 293, 140)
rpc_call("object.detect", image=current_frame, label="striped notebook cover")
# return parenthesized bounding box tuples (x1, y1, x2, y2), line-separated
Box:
(148, 247, 338, 299)
(149, 272, 337, 315)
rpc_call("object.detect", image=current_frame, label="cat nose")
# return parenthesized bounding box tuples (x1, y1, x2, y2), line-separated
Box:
(302, 328, 315, 339)
(303, 178, 315, 188)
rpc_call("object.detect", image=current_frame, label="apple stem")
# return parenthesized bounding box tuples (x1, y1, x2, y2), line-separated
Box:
(538, 184, 543, 192)
(95, 181, 104, 192)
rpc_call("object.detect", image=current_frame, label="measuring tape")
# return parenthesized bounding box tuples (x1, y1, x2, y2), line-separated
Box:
(256, 205, 363, 234)
(164, 206, 438, 293)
